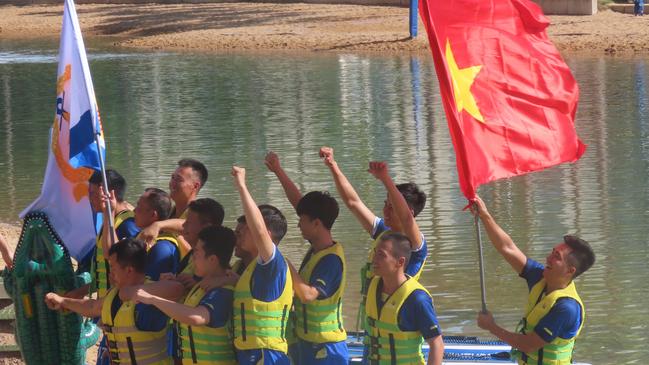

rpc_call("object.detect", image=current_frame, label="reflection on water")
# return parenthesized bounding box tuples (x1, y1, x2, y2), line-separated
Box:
(1, 43, 648, 363)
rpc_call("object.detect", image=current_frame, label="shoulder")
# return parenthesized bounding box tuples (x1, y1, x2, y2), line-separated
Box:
(520, 258, 544, 288)
(405, 289, 433, 308)
(372, 217, 389, 238)
(201, 287, 233, 307)
(315, 253, 343, 268)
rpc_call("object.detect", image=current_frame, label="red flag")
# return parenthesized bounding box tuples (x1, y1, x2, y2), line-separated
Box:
(419, 0, 586, 200)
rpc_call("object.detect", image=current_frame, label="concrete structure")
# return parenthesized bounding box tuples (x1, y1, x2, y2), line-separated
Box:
(532, 0, 597, 15)
(2, 0, 598, 14)
(609, 3, 648, 14)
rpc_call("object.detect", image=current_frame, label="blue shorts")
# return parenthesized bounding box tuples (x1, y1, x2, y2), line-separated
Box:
(297, 340, 349, 364)
(236, 349, 291, 365)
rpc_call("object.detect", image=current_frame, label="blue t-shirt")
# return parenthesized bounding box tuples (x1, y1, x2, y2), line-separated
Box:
(520, 258, 582, 343)
(372, 217, 427, 277)
(199, 287, 233, 328)
(110, 292, 168, 332)
(145, 239, 179, 281)
(237, 246, 291, 365)
(116, 217, 140, 240)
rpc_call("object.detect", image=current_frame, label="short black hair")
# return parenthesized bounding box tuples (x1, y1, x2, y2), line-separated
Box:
(89, 169, 127, 202)
(198, 226, 236, 268)
(380, 232, 412, 269)
(188, 198, 225, 227)
(143, 188, 173, 221)
(564, 235, 595, 279)
(178, 159, 208, 189)
(237, 205, 287, 244)
(296, 191, 339, 230)
(108, 238, 147, 273)
(396, 183, 426, 217)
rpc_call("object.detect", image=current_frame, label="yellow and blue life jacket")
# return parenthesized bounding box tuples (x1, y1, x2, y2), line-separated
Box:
(95, 210, 134, 299)
(293, 242, 346, 344)
(516, 279, 585, 365)
(178, 284, 236, 365)
(101, 285, 170, 365)
(365, 276, 429, 365)
(232, 257, 293, 354)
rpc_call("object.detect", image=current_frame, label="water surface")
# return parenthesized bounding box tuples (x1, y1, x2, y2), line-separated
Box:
(1, 40, 648, 364)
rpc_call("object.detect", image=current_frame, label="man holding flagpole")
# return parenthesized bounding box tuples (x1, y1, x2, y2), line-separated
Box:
(471, 196, 595, 365)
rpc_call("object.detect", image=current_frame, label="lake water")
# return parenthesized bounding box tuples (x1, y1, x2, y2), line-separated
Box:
(0, 39, 647, 364)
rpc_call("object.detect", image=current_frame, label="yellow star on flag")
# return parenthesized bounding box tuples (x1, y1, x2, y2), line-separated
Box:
(445, 40, 485, 123)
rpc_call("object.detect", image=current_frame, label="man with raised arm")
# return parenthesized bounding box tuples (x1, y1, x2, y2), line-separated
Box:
(365, 232, 443, 365)
(320, 147, 427, 322)
(133, 226, 238, 365)
(231, 165, 293, 365)
(45, 238, 183, 365)
(472, 196, 595, 365)
(139, 159, 209, 259)
(265, 151, 348, 364)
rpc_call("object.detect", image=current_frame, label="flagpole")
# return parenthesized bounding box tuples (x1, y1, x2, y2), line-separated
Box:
(93, 120, 116, 246)
(473, 202, 488, 313)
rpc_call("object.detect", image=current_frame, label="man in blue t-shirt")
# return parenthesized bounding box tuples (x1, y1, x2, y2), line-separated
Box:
(133, 225, 238, 364)
(231, 166, 292, 365)
(45, 238, 179, 364)
(265, 151, 348, 364)
(133, 188, 180, 281)
(364, 232, 443, 365)
(321, 147, 428, 333)
(472, 196, 595, 364)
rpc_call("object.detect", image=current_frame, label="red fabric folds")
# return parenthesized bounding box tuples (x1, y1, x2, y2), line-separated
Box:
(419, 0, 586, 200)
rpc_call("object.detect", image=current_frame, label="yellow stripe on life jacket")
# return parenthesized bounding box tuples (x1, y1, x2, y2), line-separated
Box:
(100, 285, 170, 365)
(293, 242, 346, 344)
(365, 276, 428, 365)
(232, 256, 293, 354)
(178, 284, 236, 365)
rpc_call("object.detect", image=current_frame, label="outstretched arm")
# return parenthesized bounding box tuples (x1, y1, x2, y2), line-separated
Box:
(232, 166, 275, 263)
(477, 311, 546, 354)
(368, 161, 422, 250)
(119, 280, 185, 302)
(133, 288, 210, 326)
(320, 147, 376, 234)
(44, 292, 102, 317)
(265, 151, 302, 210)
(471, 196, 527, 274)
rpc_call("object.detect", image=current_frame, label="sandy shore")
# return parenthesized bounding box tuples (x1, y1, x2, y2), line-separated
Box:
(1, 3, 649, 55)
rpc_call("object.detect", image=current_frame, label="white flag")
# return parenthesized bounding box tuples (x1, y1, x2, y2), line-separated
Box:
(20, 0, 106, 261)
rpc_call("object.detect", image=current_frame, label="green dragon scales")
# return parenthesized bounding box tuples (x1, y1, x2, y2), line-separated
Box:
(2, 212, 100, 365)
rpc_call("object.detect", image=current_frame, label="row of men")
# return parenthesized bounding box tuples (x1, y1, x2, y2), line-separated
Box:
(40, 146, 595, 365)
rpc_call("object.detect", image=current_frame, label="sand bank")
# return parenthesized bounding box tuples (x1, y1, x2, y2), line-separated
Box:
(1, 4, 648, 55)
